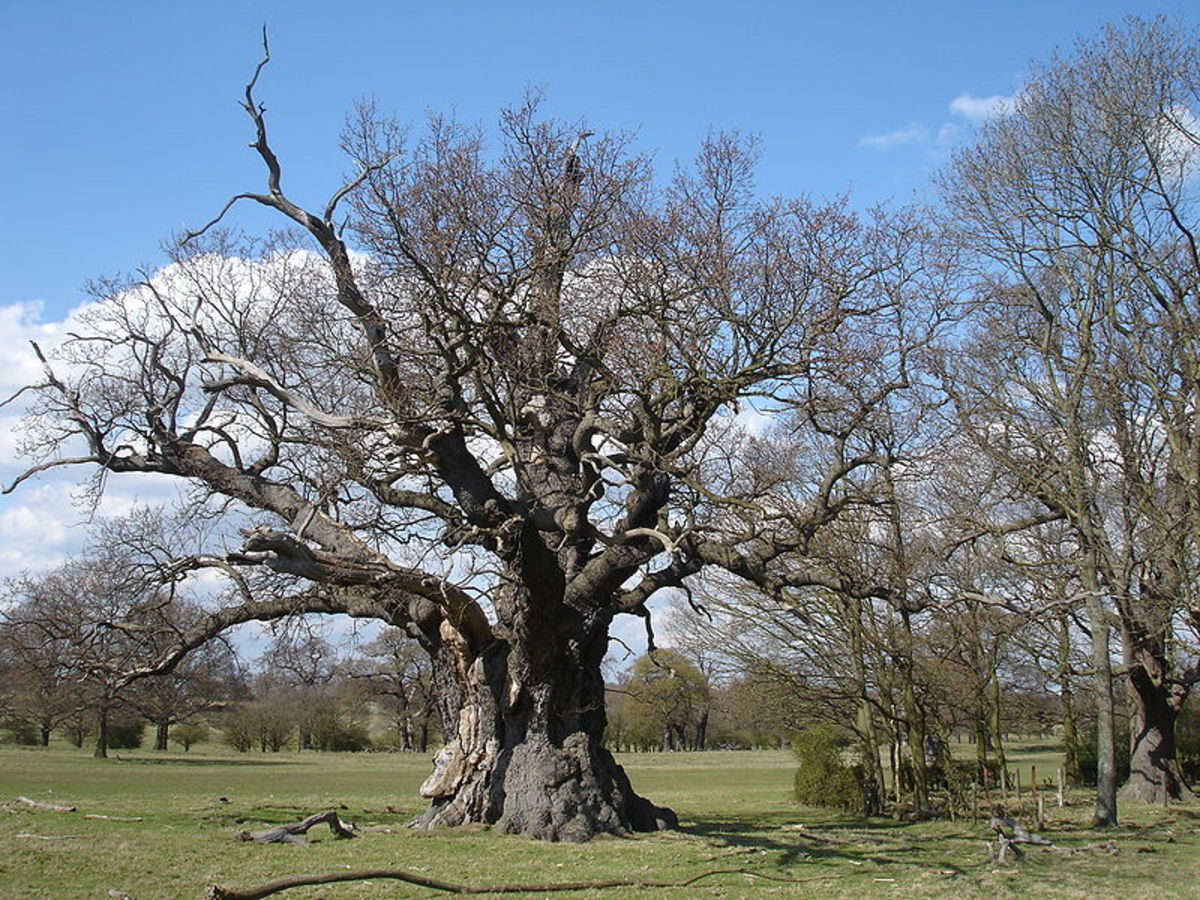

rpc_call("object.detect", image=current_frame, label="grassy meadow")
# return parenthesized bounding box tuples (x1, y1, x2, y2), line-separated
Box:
(2, 741, 1198, 899)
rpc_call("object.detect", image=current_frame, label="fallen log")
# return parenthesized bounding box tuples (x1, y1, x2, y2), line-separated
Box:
(206, 867, 847, 900)
(16, 796, 77, 812)
(236, 810, 356, 844)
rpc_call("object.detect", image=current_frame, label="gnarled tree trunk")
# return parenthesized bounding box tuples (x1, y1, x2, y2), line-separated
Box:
(412, 609, 676, 842)
(1120, 663, 1193, 804)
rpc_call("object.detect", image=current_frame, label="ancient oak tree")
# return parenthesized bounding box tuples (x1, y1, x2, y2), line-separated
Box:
(11, 50, 934, 839)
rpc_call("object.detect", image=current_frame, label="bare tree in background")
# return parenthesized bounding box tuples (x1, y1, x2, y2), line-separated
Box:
(256, 625, 338, 751)
(940, 17, 1200, 819)
(344, 628, 438, 752)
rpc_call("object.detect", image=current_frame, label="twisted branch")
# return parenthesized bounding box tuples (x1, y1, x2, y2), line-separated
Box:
(207, 866, 845, 900)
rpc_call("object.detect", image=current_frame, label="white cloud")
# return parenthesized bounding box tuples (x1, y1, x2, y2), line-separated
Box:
(858, 124, 929, 150)
(0, 299, 193, 581)
(857, 92, 1014, 155)
(936, 123, 960, 146)
(949, 93, 1014, 121)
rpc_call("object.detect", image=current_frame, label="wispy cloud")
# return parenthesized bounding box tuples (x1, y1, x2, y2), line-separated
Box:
(858, 91, 1016, 154)
(949, 93, 1014, 121)
(858, 124, 929, 150)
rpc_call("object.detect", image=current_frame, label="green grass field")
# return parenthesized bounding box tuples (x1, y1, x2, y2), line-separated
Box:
(2, 742, 1197, 899)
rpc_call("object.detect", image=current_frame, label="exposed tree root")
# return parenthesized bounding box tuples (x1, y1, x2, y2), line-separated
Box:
(206, 866, 846, 899)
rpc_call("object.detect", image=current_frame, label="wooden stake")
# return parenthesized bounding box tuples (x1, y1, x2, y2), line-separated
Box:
(1056, 768, 1064, 807)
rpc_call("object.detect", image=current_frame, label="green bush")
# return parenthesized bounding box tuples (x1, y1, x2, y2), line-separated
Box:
(222, 702, 293, 752)
(310, 707, 372, 752)
(172, 723, 208, 752)
(0, 716, 40, 745)
(1077, 723, 1130, 786)
(929, 759, 978, 814)
(1178, 709, 1200, 781)
(106, 717, 144, 750)
(792, 727, 864, 813)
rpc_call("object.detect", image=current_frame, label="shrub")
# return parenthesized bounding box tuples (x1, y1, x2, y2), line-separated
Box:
(929, 759, 978, 814)
(106, 716, 144, 750)
(1178, 709, 1200, 782)
(222, 702, 293, 752)
(173, 723, 208, 752)
(792, 727, 864, 813)
(310, 705, 372, 752)
(1077, 723, 1131, 786)
(0, 716, 40, 745)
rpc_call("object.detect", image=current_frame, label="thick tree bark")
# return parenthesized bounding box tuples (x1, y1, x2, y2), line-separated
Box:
(1057, 614, 1081, 786)
(93, 706, 109, 760)
(897, 611, 929, 810)
(411, 614, 676, 842)
(155, 721, 170, 752)
(1085, 587, 1118, 826)
(988, 674, 1008, 783)
(1119, 664, 1194, 804)
(973, 709, 989, 773)
(693, 709, 709, 752)
(902, 675, 930, 809)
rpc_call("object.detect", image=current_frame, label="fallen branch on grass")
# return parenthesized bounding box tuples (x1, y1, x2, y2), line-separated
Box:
(206, 866, 847, 900)
(987, 815, 1052, 863)
(16, 796, 77, 812)
(236, 810, 356, 844)
(988, 816, 1051, 845)
(1050, 841, 1120, 855)
(17, 832, 83, 840)
(85, 814, 145, 822)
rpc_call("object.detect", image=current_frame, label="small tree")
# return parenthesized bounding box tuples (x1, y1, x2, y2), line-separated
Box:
(172, 723, 209, 752)
(792, 727, 866, 813)
(621, 650, 711, 752)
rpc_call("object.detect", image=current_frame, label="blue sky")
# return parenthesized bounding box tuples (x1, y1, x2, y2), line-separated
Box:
(0, 1, 1196, 646)
(5, 1, 1196, 319)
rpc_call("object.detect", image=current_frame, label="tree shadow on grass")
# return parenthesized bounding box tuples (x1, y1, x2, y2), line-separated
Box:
(112, 755, 306, 767)
(682, 816, 973, 874)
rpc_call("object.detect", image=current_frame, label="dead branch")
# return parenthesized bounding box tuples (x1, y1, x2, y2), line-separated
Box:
(84, 814, 145, 822)
(988, 815, 1052, 845)
(987, 814, 1052, 863)
(17, 832, 83, 840)
(988, 835, 1025, 863)
(16, 796, 77, 812)
(207, 867, 846, 900)
(236, 810, 356, 844)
